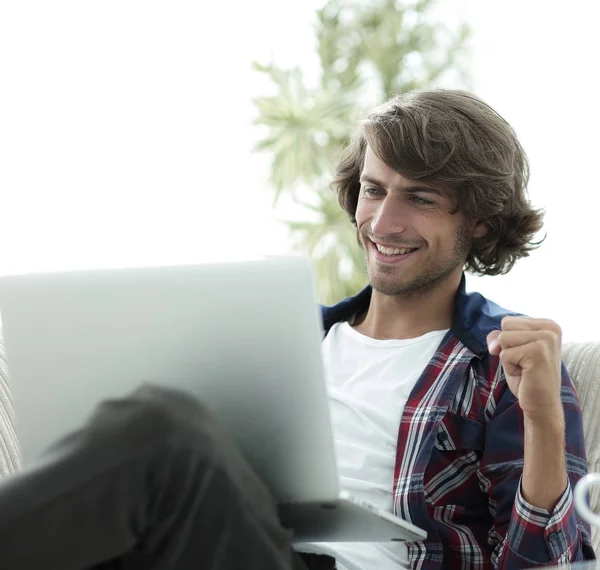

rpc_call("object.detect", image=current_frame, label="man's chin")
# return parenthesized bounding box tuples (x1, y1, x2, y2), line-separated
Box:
(369, 274, 440, 297)
(370, 277, 411, 297)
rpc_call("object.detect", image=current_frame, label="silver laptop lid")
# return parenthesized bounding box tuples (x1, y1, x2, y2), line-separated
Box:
(0, 257, 340, 503)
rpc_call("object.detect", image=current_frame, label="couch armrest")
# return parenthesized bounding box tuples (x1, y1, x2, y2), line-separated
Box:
(562, 341, 600, 558)
(0, 326, 21, 476)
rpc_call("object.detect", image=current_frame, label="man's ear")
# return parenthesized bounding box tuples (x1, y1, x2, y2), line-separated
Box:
(473, 220, 488, 239)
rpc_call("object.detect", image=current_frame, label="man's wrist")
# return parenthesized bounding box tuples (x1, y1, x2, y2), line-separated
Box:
(523, 404, 565, 430)
(522, 404, 568, 512)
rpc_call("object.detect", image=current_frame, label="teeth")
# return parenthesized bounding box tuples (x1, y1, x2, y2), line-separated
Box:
(376, 244, 416, 256)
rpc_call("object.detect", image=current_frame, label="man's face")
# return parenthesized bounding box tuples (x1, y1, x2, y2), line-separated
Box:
(355, 145, 475, 297)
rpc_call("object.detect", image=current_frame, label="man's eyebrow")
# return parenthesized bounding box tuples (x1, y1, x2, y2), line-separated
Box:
(359, 174, 447, 197)
(359, 174, 384, 186)
(404, 185, 446, 197)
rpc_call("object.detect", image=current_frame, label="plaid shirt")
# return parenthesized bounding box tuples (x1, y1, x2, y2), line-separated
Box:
(321, 275, 595, 570)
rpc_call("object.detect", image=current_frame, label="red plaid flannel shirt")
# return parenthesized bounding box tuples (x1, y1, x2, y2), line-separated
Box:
(321, 275, 595, 569)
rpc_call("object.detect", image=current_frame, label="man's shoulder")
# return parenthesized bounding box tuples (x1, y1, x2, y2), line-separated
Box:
(452, 273, 529, 356)
(456, 289, 520, 348)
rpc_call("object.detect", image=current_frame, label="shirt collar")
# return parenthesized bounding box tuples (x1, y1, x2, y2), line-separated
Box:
(321, 273, 518, 358)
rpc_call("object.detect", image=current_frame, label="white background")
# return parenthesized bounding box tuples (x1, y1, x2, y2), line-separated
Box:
(0, 1, 598, 341)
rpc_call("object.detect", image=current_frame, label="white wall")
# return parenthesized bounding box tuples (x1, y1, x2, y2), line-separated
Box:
(0, 1, 317, 274)
(0, 1, 598, 341)
(458, 0, 600, 342)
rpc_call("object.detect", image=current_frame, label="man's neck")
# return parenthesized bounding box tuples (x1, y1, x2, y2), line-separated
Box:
(353, 274, 461, 340)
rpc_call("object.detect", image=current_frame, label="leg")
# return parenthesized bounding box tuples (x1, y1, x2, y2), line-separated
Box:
(0, 384, 304, 570)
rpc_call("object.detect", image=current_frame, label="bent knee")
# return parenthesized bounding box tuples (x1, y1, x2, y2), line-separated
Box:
(88, 383, 218, 451)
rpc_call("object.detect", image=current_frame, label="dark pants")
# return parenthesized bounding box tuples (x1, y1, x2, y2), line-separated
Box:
(0, 385, 336, 570)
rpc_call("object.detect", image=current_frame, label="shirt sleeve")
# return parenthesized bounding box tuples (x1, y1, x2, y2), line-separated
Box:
(478, 360, 595, 568)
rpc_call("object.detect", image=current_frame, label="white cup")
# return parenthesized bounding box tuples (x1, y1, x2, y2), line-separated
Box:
(574, 473, 600, 528)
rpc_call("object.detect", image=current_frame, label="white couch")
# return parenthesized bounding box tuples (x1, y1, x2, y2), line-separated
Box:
(0, 335, 599, 556)
(0, 339, 19, 475)
(562, 341, 600, 555)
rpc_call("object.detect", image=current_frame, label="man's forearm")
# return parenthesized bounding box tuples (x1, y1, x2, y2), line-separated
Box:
(521, 410, 569, 512)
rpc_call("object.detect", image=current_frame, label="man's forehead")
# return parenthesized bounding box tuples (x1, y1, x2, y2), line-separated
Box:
(360, 144, 455, 197)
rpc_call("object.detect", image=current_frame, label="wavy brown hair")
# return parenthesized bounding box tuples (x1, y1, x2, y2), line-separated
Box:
(332, 89, 545, 276)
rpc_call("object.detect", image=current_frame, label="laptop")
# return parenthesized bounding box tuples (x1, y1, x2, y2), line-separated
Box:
(0, 257, 426, 544)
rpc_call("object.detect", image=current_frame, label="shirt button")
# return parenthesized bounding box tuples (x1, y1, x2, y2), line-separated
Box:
(548, 532, 559, 543)
(438, 432, 448, 442)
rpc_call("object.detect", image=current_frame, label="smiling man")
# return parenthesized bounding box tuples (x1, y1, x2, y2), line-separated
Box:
(0, 90, 596, 570)
(296, 89, 596, 569)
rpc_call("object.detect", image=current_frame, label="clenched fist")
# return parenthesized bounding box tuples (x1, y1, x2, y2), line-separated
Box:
(487, 316, 563, 422)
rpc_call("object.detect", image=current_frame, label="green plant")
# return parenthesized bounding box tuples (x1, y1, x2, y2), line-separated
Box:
(253, 0, 469, 303)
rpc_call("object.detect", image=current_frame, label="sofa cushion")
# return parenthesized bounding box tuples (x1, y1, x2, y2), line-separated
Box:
(562, 341, 600, 556)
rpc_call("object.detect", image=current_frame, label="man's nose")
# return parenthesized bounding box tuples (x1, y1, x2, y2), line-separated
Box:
(370, 195, 409, 237)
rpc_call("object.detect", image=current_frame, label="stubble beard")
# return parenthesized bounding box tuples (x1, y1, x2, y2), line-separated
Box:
(366, 220, 472, 298)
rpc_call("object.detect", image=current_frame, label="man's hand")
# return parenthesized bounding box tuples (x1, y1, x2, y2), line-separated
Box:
(487, 316, 563, 422)
(488, 316, 568, 512)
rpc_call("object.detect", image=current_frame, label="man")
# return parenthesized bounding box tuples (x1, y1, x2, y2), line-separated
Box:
(0, 89, 595, 570)
(298, 89, 595, 569)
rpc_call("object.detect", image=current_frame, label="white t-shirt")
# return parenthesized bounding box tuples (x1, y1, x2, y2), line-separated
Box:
(297, 321, 448, 570)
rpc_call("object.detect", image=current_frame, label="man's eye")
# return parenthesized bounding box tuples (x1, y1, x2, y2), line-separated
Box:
(411, 196, 434, 205)
(363, 186, 381, 196)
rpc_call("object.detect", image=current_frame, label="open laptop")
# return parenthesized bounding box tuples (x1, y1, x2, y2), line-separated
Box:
(0, 257, 426, 544)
